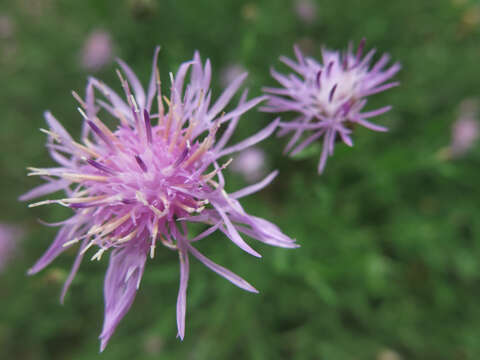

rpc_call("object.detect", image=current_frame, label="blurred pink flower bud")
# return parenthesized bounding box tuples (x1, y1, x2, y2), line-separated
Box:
(450, 99, 479, 157)
(0, 223, 22, 273)
(231, 147, 267, 182)
(220, 63, 247, 88)
(294, 0, 317, 24)
(0, 15, 14, 39)
(81, 30, 113, 72)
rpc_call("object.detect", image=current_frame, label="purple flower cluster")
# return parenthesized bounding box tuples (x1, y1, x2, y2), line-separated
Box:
(23, 39, 401, 351)
(22, 48, 296, 351)
(263, 40, 401, 173)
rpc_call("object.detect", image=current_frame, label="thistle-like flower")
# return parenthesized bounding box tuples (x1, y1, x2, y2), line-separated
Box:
(21, 48, 296, 351)
(262, 39, 401, 173)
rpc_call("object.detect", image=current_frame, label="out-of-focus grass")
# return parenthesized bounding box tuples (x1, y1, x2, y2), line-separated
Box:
(1, 0, 480, 359)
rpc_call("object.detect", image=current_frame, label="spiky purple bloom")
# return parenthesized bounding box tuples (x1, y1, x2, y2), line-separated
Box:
(262, 40, 401, 173)
(21, 48, 296, 351)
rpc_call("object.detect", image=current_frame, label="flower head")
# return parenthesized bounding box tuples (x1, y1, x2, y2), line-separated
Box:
(293, 0, 317, 24)
(450, 99, 479, 158)
(262, 40, 401, 173)
(220, 63, 247, 88)
(0, 15, 14, 39)
(231, 147, 267, 182)
(0, 223, 22, 273)
(21, 48, 296, 351)
(81, 29, 113, 72)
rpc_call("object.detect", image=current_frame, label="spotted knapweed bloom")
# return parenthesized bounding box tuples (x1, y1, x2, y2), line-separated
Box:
(21, 48, 296, 351)
(262, 39, 401, 173)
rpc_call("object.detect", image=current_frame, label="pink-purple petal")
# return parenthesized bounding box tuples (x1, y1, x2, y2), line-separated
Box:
(187, 243, 258, 293)
(99, 245, 147, 352)
(176, 240, 189, 340)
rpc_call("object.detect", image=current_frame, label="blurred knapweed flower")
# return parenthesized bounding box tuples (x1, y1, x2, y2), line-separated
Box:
(231, 147, 267, 182)
(449, 99, 479, 158)
(21, 47, 296, 351)
(0, 15, 14, 39)
(293, 0, 317, 24)
(0, 223, 22, 273)
(220, 63, 247, 89)
(262, 39, 401, 173)
(81, 29, 113, 72)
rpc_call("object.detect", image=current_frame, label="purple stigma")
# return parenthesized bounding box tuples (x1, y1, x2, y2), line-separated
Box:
(135, 155, 148, 172)
(329, 84, 337, 103)
(87, 121, 114, 149)
(316, 70, 322, 88)
(356, 38, 366, 63)
(342, 100, 352, 116)
(86, 159, 115, 175)
(121, 198, 136, 205)
(174, 146, 190, 167)
(70, 202, 99, 209)
(342, 56, 348, 71)
(327, 61, 334, 77)
(144, 109, 152, 144)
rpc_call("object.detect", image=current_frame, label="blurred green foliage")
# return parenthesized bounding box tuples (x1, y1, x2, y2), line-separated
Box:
(1, 0, 480, 359)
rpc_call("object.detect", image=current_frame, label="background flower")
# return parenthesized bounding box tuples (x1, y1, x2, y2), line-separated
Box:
(263, 40, 400, 173)
(80, 29, 113, 72)
(231, 147, 267, 182)
(0, 223, 22, 273)
(449, 99, 479, 158)
(293, 0, 317, 24)
(220, 63, 247, 88)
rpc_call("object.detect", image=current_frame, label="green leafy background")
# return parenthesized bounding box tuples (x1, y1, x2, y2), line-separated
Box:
(1, 0, 479, 359)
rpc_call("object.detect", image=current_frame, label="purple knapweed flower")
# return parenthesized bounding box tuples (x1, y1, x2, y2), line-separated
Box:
(262, 39, 401, 173)
(450, 99, 479, 158)
(293, 0, 317, 24)
(0, 15, 14, 39)
(0, 223, 22, 273)
(220, 63, 247, 89)
(231, 147, 267, 182)
(81, 29, 113, 72)
(21, 47, 296, 351)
